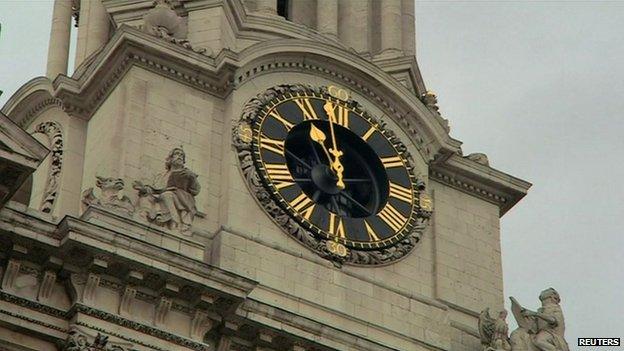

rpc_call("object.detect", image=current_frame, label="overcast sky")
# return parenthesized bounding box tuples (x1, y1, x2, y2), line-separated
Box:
(1, 0, 622, 347)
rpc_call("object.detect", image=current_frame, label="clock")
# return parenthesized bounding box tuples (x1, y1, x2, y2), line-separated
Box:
(233, 84, 431, 266)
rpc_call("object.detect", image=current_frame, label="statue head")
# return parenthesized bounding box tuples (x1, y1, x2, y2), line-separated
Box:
(498, 309, 508, 320)
(165, 147, 186, 170)
(539, 287, 561, 305)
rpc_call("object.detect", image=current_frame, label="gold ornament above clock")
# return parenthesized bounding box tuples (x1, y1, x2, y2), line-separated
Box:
(233, 84, 432, 266)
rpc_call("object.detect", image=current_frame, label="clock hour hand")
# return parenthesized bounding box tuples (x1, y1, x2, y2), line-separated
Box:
(323, 101, 346, 189)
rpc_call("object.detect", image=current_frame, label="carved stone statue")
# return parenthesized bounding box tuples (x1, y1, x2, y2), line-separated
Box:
(478, 308, 511, 351)
(509, 288, 569, 351)
(133, 148, 200, 234)
(81, 176, 135, 215)
(479, 288, 569, 351)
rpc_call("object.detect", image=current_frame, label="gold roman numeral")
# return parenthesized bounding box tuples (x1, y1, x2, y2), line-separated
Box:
(289, 193, 316, 220)
(294, 98, 319, 120)
(260, 134, 285, 156)
(328, 212, 346, 239)
(388, 182, 413, 203)
(268, 110, 294, 131)
(364, 220, 381, 241)
(377, 203, 407, 232)
(328, 104, 349, 128)
(265, 163, 294, 190)
(362, 125, 376, 141)
(380, 155, 403, 169)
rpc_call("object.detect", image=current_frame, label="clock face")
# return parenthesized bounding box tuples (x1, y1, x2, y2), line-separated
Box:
(248, 88, 422, 250)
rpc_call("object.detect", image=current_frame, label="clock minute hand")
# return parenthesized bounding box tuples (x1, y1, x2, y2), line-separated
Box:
(323, 101, 346, 189)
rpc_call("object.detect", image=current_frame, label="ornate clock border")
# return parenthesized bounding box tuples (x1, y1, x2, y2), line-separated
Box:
(232, 84, 432, 267)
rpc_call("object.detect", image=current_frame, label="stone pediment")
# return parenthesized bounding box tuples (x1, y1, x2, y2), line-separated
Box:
(0, 111, 49, 208)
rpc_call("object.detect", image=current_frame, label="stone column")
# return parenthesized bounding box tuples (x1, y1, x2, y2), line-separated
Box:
(46, 0, 73, 78)
(401, 0, 415, 56)
(317, 0, 338, 38)
(255, 0, 277, 15)
(74, 0, 110, 68)
(338, 0, 370, 53)
(380, 0, 402, 55)
(290, 0, 316, 28)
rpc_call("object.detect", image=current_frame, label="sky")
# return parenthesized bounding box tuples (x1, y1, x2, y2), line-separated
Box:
(416, 0, 624, 346)
(1, 0, 622, 348)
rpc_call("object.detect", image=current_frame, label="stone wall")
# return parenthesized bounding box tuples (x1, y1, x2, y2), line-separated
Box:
(81, 66, 223, 233)
(431, 181, 504, 313)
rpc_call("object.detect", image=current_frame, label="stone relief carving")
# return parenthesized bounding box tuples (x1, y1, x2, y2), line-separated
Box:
(232, 84, 432, 267)
(82, 176, 135, 216)
(143, 0, 212, 56)
(133, 147, 201, 235)
(64, 328, 134, 351)
(32, 121, 64, 213)
(79, 149, 200, 235)
(479, 288, 569, 351)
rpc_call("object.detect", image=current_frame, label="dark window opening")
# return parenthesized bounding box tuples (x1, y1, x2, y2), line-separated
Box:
(277, 0, 289, 19)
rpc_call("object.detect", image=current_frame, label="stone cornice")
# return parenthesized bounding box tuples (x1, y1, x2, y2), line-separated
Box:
(36, 25, 458, 163)
(242, 293, 448, 351)
(51, 25, 236, 121)
(58, 216, 257, 300)
(430, 154, 531, 216)
(0, 202, 257, 302)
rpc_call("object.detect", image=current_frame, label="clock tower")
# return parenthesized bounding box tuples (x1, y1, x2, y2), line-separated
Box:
(0, 1, 530, 351)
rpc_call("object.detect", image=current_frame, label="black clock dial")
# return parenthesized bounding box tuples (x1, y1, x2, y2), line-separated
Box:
(251, 90, 422, 250)
(284, 120, 389, 218)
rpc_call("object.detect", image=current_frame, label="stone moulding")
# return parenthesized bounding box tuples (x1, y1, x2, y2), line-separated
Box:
(233, 57, 434, 160)
(0, 306, 67, 333)
(31, 121, 64, 214)
(232, 84, 432, 267)
(430, 154, 531, 215)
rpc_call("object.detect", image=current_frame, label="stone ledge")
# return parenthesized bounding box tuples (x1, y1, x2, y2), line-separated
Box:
(430, 154, 532, 216)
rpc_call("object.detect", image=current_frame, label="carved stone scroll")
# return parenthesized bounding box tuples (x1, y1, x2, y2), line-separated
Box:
(32, 121, 63, 213)
(154, 296, 172, 327)
(119, 286, 137, 317)
(1, 259, 20, 291)
(190, 310, 214, 340)
(37, 270, 57, 302)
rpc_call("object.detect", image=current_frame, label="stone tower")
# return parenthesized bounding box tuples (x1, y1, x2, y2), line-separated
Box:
(0, 1, 530, 351)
